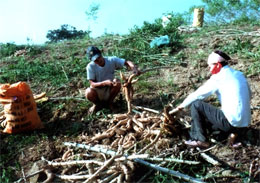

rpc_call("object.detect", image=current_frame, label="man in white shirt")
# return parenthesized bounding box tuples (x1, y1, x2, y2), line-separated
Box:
(175, 50, 251, 148)
(85, 46, 140, 114)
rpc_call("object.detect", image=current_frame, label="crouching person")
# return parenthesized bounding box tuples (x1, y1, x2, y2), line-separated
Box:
(175, 50, 251, 148)
(85, 46, 140, 114)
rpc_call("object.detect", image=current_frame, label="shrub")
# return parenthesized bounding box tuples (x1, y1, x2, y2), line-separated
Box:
(0, 43, 23, 57)
(107, 13, 187, 67)
(46, 24, 90, 42)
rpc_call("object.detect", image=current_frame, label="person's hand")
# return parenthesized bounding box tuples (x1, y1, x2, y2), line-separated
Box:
(112, 79, 120, 86)
(169, 105, 183, 114)
(175, 106, 184, 111)
(133, 66, 141, 76)
(174, 106, 183, 111)
(103, 80, 113, 86)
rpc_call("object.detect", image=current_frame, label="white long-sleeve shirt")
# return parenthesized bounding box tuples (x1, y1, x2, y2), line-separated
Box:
(180, 66, 251, 127)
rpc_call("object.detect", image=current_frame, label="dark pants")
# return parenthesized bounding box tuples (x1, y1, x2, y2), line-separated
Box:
(189, 100, 234, 142)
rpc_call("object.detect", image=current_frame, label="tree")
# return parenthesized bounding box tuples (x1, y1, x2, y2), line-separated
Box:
(46, 24, 89, 42)
(192, 0, 260, 23)
(85, 3, 100, 21)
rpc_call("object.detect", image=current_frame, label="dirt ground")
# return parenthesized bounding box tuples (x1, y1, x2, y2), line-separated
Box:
(14, 63, 260, 183)
(3, 28, 260, 183)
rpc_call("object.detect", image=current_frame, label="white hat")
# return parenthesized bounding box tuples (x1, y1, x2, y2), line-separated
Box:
(207, 52, 225, 65)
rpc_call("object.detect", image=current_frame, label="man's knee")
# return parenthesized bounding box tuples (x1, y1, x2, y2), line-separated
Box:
(85, 88, 97, 101)
(191, 100, 203, 110)
(85, 88, 91, 98)
(114, 81, 121, 89)
(112, 82, 121, 93)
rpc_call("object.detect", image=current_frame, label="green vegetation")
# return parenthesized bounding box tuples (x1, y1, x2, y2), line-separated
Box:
(0, 43, 44, 57)
(0, 133, 40, 183)
(46, 24, 90, 42)
(0, 1, 260, 182)
(119, 13, 186, 66)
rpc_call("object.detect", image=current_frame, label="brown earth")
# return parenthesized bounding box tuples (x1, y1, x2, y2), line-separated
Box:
(2, 26, 260, 183)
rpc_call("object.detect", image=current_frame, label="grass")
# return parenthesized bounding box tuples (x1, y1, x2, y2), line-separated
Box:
(149, 162, 211, 183)
(0, 17, 186, 180)
(0, 133, 41, 183)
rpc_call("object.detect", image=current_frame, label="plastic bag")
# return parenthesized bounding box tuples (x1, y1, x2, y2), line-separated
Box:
(150, 35, 170, 48)
(0, 82, 43, 134)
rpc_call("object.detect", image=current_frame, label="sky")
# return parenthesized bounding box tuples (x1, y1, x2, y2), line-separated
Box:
(0, 0, 203, 45)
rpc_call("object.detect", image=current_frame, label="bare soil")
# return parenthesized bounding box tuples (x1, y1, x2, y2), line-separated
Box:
(2, 27, 260, 183)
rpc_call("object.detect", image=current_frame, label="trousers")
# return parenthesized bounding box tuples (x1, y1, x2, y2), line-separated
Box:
(189, 100, 234, 142)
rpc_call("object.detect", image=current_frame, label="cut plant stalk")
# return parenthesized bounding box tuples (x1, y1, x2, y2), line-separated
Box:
(64, 142, 205, 183)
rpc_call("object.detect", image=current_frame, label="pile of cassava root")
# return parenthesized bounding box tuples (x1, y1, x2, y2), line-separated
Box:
(87, 110, 176, 150)
(23, 108, 194, 183)
(16, 74, 196, 183)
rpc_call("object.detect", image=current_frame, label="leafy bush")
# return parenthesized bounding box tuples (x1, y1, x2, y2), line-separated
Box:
(0, 43, 45, 58)
(106, 13, 187, 67)
(0, 43, 23, 57)
(26, 45, 45, 56)
(46, 24, 90, 42)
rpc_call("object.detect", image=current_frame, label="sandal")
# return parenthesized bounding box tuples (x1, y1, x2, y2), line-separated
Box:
(184, 140, 210, 148)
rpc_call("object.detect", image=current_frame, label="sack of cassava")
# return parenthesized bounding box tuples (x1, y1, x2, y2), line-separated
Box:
(0, 82, 43, 134)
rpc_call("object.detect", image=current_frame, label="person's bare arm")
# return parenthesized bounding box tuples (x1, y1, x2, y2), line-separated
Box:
(89, 79, 115, 88)
(125, 60, 141, 75)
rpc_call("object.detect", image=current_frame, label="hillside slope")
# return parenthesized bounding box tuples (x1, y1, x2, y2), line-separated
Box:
(0, 24, 259, 183)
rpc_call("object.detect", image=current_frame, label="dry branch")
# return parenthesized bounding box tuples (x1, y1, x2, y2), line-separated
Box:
(14, 169, 44, 183)
(100, 172, 120, 183)
(203, 172, 242, 181)
(135, 158, 205, 183)
(196, 147, 221, 166)
(115, 154, 149, 161)
(142, 157, 200, 165)
(169, 108, 179, 115)
(64, 142, 205, 183)
(83, 154, 121, 183)
(64, 142, 118, 157)
(133, 106, 160, 114)
(86, 163, 97, 183)
(136, 160, 167, 183)
(192, 145, 217, 155)
(43, 169, 54, 183)
(43, 159, 104, 167)
(117, 173, 124, 183)
(55, 173, 91, 180)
